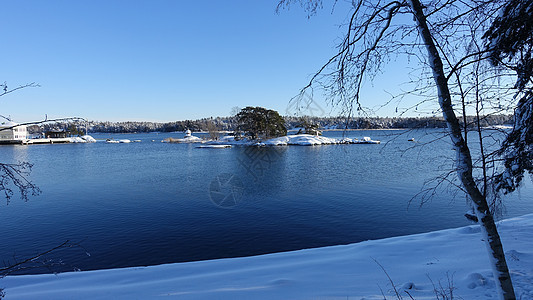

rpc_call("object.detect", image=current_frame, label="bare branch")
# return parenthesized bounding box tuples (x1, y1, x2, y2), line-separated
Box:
(0, 117, 88, 132)
(0, 162, 41, 204)
(0, 82, 39, 98)
(0, 240, 70, 277)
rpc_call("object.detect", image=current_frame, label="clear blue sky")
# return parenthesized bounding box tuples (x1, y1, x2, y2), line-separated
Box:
(1, 0, 422, 123)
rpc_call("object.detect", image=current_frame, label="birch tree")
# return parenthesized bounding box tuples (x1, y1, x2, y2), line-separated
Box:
(278, 0, 526, 298)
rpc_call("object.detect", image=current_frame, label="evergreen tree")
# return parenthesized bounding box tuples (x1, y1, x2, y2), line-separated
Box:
(484, 0, 533, 194)
(236, 106, 287, 140)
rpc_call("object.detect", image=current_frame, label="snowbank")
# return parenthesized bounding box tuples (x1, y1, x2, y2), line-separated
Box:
(2, 214, 532, 299)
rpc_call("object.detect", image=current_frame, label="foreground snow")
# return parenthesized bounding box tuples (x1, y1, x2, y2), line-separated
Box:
(2, 214, 532, 299)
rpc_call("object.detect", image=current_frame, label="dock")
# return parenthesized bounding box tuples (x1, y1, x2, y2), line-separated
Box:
(0, 138, 74, 145)
(23, 138, 73, 144)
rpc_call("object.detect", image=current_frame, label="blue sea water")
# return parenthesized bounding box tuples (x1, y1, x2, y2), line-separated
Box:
(0, 129, 532, 274)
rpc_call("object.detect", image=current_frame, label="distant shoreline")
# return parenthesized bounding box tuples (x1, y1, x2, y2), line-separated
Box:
(32, 114, 512, 134)
(311, 128, 408, 131)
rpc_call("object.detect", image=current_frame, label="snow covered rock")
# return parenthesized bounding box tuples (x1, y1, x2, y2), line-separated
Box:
(81, 135, 96, 143)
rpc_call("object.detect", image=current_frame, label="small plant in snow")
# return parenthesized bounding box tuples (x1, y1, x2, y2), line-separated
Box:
(428, 272, 460, 300)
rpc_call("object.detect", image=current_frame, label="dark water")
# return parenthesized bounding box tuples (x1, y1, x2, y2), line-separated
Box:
(0, 129, 532, 274)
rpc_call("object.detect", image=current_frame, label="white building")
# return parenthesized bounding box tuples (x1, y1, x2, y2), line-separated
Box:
(0, 121, 28, 144)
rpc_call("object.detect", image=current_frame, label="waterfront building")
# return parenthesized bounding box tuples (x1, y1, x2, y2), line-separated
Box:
(0, 121, 28, 144)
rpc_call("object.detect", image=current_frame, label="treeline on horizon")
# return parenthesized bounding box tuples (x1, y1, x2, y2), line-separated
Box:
(31, 114, 513, 134)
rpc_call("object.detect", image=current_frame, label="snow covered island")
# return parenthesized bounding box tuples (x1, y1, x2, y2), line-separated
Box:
(263, 134, 380, 146)
(203, 134, 381, 147)
(157, 128, 381, 146)
(2, 214, 532, 299)
(163, 129, 203, 143)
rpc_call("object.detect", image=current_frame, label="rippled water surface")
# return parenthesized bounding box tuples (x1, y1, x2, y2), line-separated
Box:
(1, 129, 532, 273)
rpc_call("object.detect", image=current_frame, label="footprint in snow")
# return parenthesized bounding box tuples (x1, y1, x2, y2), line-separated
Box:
(465, 273, 488, 289)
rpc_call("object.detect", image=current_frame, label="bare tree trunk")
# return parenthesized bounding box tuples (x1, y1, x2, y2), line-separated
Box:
(407, 0, 515, 299)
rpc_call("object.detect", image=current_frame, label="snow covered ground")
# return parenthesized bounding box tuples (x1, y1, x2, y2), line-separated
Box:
(2, 214, 532, 299)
